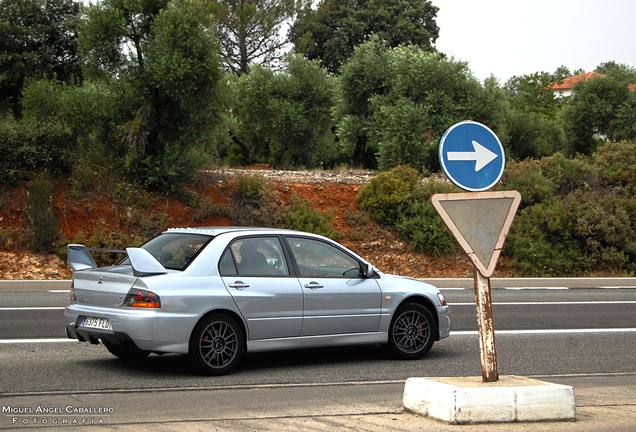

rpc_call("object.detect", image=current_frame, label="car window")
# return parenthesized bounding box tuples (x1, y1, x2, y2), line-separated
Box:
(286, 237, 362, 278)
(221, 237, 289, 277)
(219, 249, 237, 275)
(119, 233, 211, 271)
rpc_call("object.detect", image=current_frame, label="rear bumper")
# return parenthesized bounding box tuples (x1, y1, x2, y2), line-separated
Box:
(65, 304, 198, 354)
(66, 324, 142, 350)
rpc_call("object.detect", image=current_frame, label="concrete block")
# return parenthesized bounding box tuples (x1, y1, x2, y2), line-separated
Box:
(403, 375, 575, 424)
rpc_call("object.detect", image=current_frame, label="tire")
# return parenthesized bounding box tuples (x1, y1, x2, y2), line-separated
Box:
(386, 303, 436, 360)
(101, 338, 151, 360)
(187, 314, 244, 376)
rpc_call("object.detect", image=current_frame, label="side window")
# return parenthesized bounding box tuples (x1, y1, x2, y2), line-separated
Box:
(219, 249, 237, 276)
(225, 237, 289, 277)
(286, 237, 362, 278)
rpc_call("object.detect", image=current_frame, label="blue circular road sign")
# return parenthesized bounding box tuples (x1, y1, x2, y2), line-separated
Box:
(439, 121, 505, 192)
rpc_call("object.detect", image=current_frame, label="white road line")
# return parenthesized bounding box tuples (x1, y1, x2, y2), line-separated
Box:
(449, 301, 636, 306)
(48, 290, 70, 293)
(504, 287, 569, 290)
(451, 328, 636, 336)
(0, 339, 78, 344)
(0, 307, 65, 310)
(600, 286, 636, 289)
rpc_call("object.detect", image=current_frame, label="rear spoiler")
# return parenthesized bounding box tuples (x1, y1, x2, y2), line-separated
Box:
(67, 244, 168, 277)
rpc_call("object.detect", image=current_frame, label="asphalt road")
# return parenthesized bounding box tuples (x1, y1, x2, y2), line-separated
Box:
(1, 278, 635, 430)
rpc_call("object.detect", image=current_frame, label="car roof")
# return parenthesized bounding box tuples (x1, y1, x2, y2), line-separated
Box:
(164, 226, 312, 237)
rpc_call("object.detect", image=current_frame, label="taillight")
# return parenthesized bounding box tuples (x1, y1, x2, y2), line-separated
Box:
(437, 292, 447, 306)
(70, 281, 77, 302)
(124, 289, 161, 308)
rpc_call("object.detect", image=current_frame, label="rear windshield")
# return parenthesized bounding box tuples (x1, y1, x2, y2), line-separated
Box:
(119, 233, 213, 271)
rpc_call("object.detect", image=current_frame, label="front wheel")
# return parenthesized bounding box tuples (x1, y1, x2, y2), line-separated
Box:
(386, 303, 436, 360)
(187, 314, 244, 376)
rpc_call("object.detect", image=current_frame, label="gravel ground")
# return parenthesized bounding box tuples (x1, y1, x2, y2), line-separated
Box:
(203, 168, 378, 184)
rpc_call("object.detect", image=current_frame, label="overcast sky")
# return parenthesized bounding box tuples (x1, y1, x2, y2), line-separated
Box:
(433, 0, 636, 83)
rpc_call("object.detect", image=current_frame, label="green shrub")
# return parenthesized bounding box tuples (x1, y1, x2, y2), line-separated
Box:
(394, 179, 459, 257)
(497, 159, 556, 208)
(236, 174, 266, 205)
(505, 190, 636, 276)
(593, 141, 636, 192)
(284, 194, 340, 240)
(0, 115, 73, 182)
(229, 175, 288, 227)
(26, 176, 59, 253)
(539, 153, 597, 196)
(356, 165, 419, 225)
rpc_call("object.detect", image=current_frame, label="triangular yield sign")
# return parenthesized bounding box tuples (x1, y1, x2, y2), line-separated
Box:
(431, 191, 521, 277)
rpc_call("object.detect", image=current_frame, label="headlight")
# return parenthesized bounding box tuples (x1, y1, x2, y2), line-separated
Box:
(437, 292, 447, 306)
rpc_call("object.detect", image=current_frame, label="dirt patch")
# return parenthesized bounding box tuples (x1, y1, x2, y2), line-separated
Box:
(0, 169, 477, 280)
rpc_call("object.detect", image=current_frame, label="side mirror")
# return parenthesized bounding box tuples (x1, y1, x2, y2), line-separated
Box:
(363, 263, 375, 278)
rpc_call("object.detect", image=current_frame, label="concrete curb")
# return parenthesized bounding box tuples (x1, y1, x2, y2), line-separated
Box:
(403, 375, 575, 424)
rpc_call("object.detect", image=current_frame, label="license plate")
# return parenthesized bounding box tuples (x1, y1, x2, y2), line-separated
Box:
(81, 316, 111, 330)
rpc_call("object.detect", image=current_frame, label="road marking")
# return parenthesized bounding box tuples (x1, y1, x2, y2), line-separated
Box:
(504, 287, 569, 290)
(48, 289, 70, 293)
(449, 301, 636, 306)
(0, 338, 77, 344)
(452, 328, 636, 335)
(600, 286, 636, 289)
(452, 300, 636, 306)
(0, 307, 65, 310)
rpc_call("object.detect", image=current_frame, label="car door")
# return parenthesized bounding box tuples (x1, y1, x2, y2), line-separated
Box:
(284, 236, 382, 337)
(220, 236, 303, 340)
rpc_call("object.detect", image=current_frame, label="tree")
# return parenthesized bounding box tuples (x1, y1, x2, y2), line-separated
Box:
(505, 72, 559, 119)
(80, 0, 223, 191)
(79, 0, 168, 77)
(549, 65, 585, 83)
(0, 0, 81, 117)
(231, 54, 336, 168)
(596, 61, 636, 84)
(334, 36, 390, 168)
(501, 110, 565, 161)
(211, 0, 298, 75)
(562, 75, 631, 156)
(336, 38, 505, 171)
(290, 0, 439, 74)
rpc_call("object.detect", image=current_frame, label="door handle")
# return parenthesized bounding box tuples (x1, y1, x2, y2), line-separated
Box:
(229, 281, 250, 290)
(304, 281, 324, 290)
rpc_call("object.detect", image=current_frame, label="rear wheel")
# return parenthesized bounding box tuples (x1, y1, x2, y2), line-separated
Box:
(101, 338, 150, 360)
(386, 303, 436, 360)
(187, 314, 244, 376)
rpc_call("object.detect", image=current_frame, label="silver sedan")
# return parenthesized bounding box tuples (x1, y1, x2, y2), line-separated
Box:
(65, 227, 450, 375)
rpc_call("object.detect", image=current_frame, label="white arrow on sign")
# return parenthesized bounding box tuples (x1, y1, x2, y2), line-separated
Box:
(447, 140, 498, 172)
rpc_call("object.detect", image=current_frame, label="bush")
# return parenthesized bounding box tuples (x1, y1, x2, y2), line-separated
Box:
(0, 115, 73, 182)
(26, 176, 59, 253)
(395, 179, 459, 257)
(356, 165, 419, 225)
(593, 141, 636, 192)
(229, 175, 288, 227)
(497, 159, 556, 208)
(284, 194, 339, 240)
(505, 189, 636, 276)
